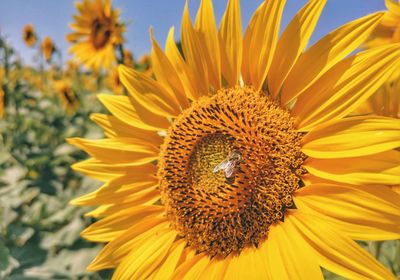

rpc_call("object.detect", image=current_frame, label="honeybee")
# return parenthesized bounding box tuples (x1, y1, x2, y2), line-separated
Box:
(213, 150, 242, 179)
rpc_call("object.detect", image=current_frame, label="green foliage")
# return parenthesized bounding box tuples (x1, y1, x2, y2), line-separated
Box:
(0, 37, 112, 280)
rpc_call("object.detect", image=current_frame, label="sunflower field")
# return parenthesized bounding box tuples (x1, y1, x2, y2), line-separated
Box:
(1, 0, 400, 279)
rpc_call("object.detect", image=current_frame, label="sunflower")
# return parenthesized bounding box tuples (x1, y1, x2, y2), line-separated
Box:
(69, 0, 400, 279)
(22, 24, 37, 47)
(137, 54, 152, 76)
(123, 49, 134, 67)
(67, 0, 125, 70)
(54, 80, 79, 113)
(107, 67, 124, 95)
(41, 36, 55, 62)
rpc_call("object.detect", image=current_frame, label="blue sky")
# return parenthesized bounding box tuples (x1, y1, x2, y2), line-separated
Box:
(0, 0, 386, 65)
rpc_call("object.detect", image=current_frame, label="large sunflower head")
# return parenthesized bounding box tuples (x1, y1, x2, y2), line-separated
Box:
(67, 0, 125, 70)
(22, 24, 37, 47)
(41, 36, 55, 62)
(69, 0, 400, 279)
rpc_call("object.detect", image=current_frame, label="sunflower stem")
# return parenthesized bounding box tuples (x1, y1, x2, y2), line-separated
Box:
(116, 44, 125, 65)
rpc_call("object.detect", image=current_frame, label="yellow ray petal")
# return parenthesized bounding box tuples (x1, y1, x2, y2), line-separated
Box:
(81, 205, 164, 242)
(181, 1, 209, 95)
(295, 184, 400, 240)
(172, 253, 209, 280)
(290, 210, 396, 280)
(386, 0, 400, 16)
(112, 229, 177, 280)
(242, 0, 286, 91)
(218, 0, 242, 87)
(78, 185, 159, 207)
(88, 220, 168, 271)
(71, 158, 145, 181)
(151, 239, 186, 280)
(266, 220, 323, 280)
(268, 0, 326, 99)
(67, 137, 159, 164)
(150, 29, 190, 109)
(165, 27, 200, 100)
(118, 65, 181, 118)
(293, 44, 400, 131)
(301, 116, 400, 158)
(224, 247, 270, 279)
(200, 257, 229, 280)
(195, 0, 221, 90)
(71, 172, 157, 206)
(282, 12, 384, 105)
(98, 94, 170, 131)
(304, 150, 400, 185)
(90, 113, 163, 146)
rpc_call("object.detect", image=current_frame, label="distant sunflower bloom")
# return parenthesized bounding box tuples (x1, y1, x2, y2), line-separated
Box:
(22, 24, 37, 47)
(41, 36, 55, 62)
(123, 49, 134, 67)
(67, 0, 125, 70)
(54, 80, 79, 113)
(138, 54, 152, 76)
(69, 0, 400, 279)
(107, 67, 124, 95)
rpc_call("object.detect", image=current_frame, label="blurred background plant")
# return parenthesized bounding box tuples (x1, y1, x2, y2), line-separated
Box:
(0, 16, 152, 278)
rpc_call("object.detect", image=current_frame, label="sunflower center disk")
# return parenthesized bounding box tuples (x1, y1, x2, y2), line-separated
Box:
(91, 18, 112, 49)
(158, 87, 306, 257)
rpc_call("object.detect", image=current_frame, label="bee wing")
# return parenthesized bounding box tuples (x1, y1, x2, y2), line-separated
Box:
(223, 160, 237, 178)
(213, 159, 230, 173)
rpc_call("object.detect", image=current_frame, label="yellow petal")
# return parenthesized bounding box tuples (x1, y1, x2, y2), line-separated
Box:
(386, 0, 400, 16)
(112, 229, 177, 280)
(88, 220, 168, 271)
(200, 257, 229, 280)
(266, 219, 323, 280)
(71, 158, 139, 181)
(118, 65, 181, 118)
(81, 205, 164, 242)
(242, 0, 286, 91)
(181, 1, 209, 95)
(218, 0, 242, 87)
(304, 150, 400, 185)
(224, 247, 270, 279)
(67, 137, 159, 164)
(151, 239, 186, 280)
(165, 27, 200, 100)
(90, 113, 163, 146)
(150, 29, 190, 110)
(294, 184, 400, 241)
(290, 210, 397, 280)
(301, 116, 400, 158)
(172, 253, 209, 280)
(195, 0, 221, 90)
(70, 172, 158, 205)
(98, 94, 170, 131)
(282, 12, 384, 105)
(268, 0, 326, 99)
(71, 171, 157, 206)
(293, 44, 400, 131)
